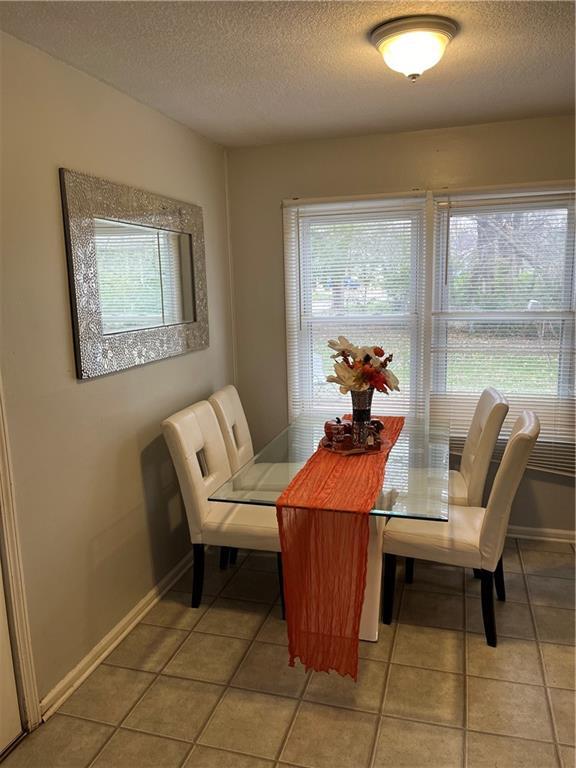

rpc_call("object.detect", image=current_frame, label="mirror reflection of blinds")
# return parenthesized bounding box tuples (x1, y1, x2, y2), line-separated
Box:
(94, 219, 193, 334)
(432, 193, 575, 476)
(283, 197, 428, 423)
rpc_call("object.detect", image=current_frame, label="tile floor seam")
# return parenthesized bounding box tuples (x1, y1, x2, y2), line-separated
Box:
(517, 544, 565, 767)
(367, 574, 404, 768)
(273, 648, 316, 764)
(84, 557, 250, 768)
(84, 600, 201, 768)
(193, 599, 282, 757)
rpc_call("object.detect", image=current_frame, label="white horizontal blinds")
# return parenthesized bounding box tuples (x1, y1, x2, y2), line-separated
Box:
(94, 219, 191, 334)
(432, 192, 575, 475)
(283, 197, 427, 421)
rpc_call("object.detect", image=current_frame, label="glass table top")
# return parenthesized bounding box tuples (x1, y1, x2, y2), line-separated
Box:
(209, 413, 449, 521)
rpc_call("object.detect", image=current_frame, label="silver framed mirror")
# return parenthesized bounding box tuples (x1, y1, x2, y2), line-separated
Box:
(59, 168, 209, 379)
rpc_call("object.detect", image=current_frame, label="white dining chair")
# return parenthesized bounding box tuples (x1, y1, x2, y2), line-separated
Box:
(382, 411, 540, 646)
(449, 387, 509, 507)
(162, 400, 282, 608)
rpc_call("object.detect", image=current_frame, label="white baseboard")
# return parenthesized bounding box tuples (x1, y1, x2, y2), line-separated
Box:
(40, 549, 194, 720)
(508, 525, 575, 543)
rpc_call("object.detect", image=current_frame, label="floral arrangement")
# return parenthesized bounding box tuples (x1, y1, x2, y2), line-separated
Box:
(326, 336, 400, 395)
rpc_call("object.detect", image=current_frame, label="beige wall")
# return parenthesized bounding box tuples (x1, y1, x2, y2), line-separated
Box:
(227, 115, 575, 532)
(0, 33, 233, 697)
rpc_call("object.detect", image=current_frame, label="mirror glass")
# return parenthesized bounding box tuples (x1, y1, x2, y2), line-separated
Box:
(94, 218, 196, 334)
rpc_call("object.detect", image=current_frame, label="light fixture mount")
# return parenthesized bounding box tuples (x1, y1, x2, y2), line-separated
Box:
(371, 15, 459, 81)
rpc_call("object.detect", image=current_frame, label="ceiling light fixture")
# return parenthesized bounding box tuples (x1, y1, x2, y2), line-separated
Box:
(371, 15, 458, 82)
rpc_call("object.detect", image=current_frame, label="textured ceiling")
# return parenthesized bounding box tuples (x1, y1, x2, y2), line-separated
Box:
(0, 1, 574, 146)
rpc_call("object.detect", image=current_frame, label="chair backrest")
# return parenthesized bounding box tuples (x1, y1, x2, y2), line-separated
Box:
(209, 385, 254, 473)
(479, 411, 540, 570)
(460, 387, 509, 506)
(162, 401, 232, 541)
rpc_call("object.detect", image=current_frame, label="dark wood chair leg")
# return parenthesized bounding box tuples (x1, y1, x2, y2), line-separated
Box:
(480, 569, 497, 647)
(405, 557, 414, 584)
(494, 556, 506, 602)
(382, 553, 397, 624)
(219, 546, 230, 571)
(277, 553, 286, 620)
(229, 547, 239, 566)
(473, 569, 482, 579)
(192, 544, 205, 608)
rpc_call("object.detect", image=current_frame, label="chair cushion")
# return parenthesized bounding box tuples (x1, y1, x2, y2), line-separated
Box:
(201, 501, 281, 552)
(383, 504, 485, 568)
(448, 469, 469, 506)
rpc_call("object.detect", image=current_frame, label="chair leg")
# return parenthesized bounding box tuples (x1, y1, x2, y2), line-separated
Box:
(219, 546, 230, 571)
(405, 557, 414, 584)
(382, 553, 397, 624)
(192, 544, 205, 608)
(277, 553, 286, 620)
(480, 569, 497, 647)
(229, 547, 239, 566)
(494, 556, 506, 602)
(473, 569, 482, 579)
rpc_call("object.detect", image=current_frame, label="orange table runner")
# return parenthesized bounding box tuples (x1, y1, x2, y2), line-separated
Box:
(276, 415, 405, 680)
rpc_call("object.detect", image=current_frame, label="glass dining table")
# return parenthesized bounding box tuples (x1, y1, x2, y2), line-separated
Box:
(209, 412, 450, 641)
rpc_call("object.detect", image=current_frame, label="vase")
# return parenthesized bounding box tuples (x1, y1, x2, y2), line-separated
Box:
(350, 387, 374, 446)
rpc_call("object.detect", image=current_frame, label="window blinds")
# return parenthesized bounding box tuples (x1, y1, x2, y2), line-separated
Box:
(432, 192, 575, 475)
(283, 189, 575, 476)
(283, 197, 427, 422)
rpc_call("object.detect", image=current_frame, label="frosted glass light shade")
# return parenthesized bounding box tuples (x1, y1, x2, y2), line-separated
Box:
(371, 16, 458, 80)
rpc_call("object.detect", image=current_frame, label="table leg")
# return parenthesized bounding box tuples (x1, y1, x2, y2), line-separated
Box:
(359, 517, 385, 641)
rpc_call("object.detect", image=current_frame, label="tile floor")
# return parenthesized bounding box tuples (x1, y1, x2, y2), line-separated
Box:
(4, 539, 575, 768)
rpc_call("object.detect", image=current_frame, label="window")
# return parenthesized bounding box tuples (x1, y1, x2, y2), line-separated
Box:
(283, 197, 426, 419)
(284, 189, 575, 475)
(432, 192, 575, 474)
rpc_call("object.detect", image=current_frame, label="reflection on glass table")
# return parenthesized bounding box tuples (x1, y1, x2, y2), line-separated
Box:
(209, 413, 449, 521)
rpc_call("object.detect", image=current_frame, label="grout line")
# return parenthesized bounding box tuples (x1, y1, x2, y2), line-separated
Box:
(367, 571, 404, 768)
(517, 539, 564, 768)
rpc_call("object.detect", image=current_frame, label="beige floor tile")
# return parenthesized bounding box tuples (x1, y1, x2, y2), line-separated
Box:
(400, 591, 464, 630)
(534, 606, 575, 645)
(466, 731, 558, 768)
(256, 606, 288, 646)
(519, 539, 574, 554)
(527, 576, 575, 610)
(541, 643, 576, 689)
(243, 552, 278, 572)
(384, 665, 464, 726)
(232, 641, 308, 697)
(373, 718, 463, 768)
(405, 562, 464, 595)
(466, 635, 543, 685)
(523, 551, 575, 580)
(467, 677, 554, 741)
(2, 715, 113, 768)
(502, 547, 523, 574)
(466, 598, 535, 640)
(559, 745, 576, 768)
(141, 592, 212, 630)
(466, 572, 528, 603)
(392, 625, 464, 673)
(91, 728, 189, 767)
(304, 658, 387, 713)
(124, 676, 223, 741)
(59, 665, 154, 725)
(104, 624, 187, 673)
(221, 569, 280, 603)
(281, 701, 377, 768)
(358, 623, 394, 662)
(163, 632, 250, 684)
(172, 562, 235, 597)
(550, 687, 576, 746)
(184, 746, 274, 767)
(194, 598, 269, 639)
(199, 688, 297, 760)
